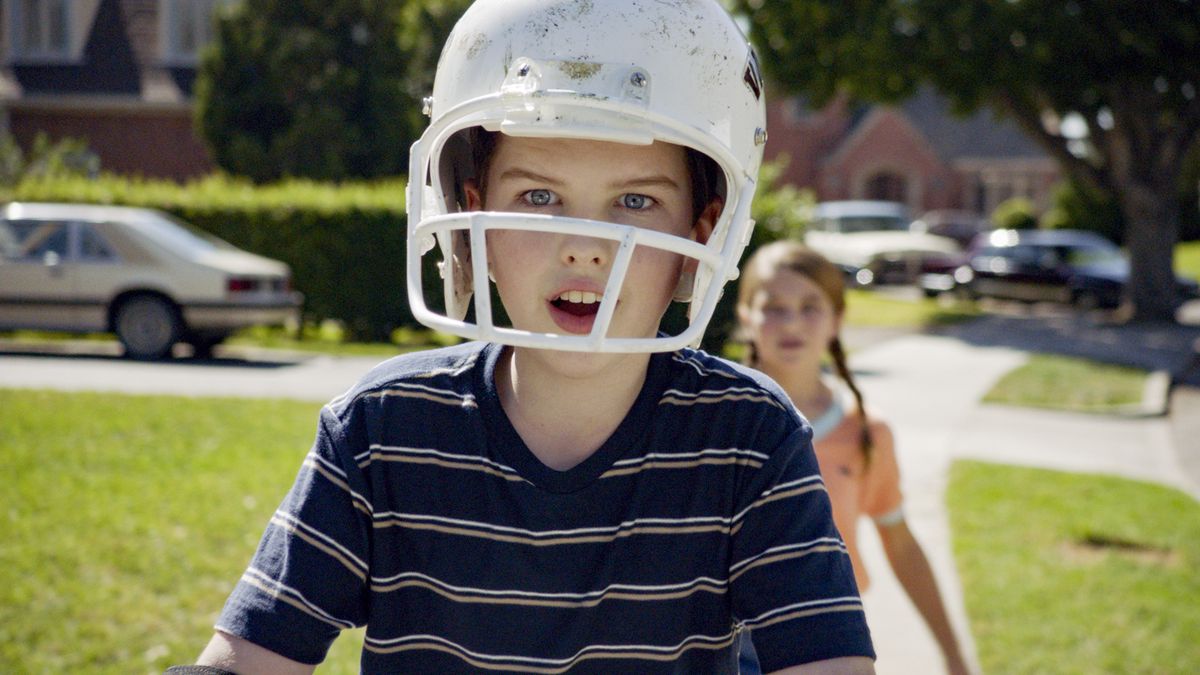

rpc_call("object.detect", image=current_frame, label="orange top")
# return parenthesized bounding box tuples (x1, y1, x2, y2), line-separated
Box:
(808, 385, 903, 592)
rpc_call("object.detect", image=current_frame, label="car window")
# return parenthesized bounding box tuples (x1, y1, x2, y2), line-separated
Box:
(4, 220, 70, 261)
(78, 224, 116, 262)
(0, 221, 18, 258)
(831, 216, 910, 233)
(1065, 245, 1124, 266)
(1008, 245, 1044, 266)
(124, 211, 236, 258)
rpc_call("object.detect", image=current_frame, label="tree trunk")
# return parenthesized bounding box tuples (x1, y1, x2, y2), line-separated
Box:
(1120, 182, 1180, 323)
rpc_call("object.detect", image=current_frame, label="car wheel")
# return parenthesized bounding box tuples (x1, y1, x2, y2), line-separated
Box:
(115, 295, 181, 360)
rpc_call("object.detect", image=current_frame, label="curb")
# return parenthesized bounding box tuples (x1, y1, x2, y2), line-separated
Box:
(1106, 369, 1171, 418)
(1140, 370, 1171, 417)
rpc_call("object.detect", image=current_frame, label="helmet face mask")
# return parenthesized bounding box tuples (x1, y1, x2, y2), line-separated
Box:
(407, 0, 767, 353)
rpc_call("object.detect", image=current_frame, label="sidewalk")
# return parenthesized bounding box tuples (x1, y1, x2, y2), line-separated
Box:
(842, 328, 1200, 675)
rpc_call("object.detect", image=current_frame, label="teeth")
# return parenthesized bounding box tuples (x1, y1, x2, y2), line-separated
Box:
(558, 291, 600, 304)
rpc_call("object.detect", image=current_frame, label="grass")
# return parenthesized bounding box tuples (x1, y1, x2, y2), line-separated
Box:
(981, 353, 1149, 413)
(6, 390, 1195, 673)
(0, 389, 363, 674)
(948, 460, 1199, 674)
(843, 288, 981, 329)
(1176, 240, 1200, 282)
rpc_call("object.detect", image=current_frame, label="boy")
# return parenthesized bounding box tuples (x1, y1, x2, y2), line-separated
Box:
(177, 0, 875, 672)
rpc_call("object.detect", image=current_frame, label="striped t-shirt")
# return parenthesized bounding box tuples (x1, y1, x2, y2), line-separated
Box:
(216, 341, 873, 673)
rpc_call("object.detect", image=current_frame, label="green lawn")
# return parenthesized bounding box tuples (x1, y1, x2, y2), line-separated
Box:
(1176, 240, 1200, 281)
(948, 460, 1199, 674)
(981, 353, 1149, 413)
(0, 389, 363, 673)
(843, 288, 981, 329)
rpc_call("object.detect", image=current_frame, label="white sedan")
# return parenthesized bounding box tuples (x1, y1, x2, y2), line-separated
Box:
(804, 200, 961, 285)
(0, 202, 302, 359)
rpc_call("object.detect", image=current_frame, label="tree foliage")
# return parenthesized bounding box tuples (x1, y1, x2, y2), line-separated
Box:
(196, 0, 470, 183)
(735, 0, 1200, 321)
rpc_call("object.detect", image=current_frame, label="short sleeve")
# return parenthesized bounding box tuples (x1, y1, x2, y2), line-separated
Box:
(214, 406, 372, 664)
(729, 423, 875, 671)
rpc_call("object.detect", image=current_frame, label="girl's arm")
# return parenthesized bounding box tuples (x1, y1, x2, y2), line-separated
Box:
(876, 520, 971, 675)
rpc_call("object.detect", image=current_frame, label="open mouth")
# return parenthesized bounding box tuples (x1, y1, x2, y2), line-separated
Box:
(551, 290, 602, 317)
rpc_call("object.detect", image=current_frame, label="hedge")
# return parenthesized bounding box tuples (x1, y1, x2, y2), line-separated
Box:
(7, 174, 419, 341)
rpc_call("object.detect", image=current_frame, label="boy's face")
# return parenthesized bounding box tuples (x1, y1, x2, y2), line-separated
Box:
(465, 136, 717, 343)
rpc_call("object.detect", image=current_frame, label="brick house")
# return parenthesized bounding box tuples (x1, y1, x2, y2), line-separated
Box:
(0, 0, 221, 181)
(765, 87, 1061, 218)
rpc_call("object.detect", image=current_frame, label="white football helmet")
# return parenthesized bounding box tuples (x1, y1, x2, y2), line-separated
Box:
(407, 0, 767, 352)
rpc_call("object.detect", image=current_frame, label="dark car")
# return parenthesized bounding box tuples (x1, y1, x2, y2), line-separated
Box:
(919, 229, 1200, 309)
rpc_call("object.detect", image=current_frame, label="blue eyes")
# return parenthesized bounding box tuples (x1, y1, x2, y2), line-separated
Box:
(519, 190, 654, 210)
(621, 194, 649, 210)
(526, 189, 555, 206)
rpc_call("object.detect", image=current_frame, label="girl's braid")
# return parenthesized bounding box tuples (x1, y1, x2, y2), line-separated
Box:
(828, 336, 873, 465)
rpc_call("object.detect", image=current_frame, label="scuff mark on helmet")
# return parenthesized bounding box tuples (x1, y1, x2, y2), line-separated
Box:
(464, 32, 490, 59)
(559, 61, 602, 80)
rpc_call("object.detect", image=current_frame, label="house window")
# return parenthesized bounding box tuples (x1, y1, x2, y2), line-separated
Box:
(11, 0, 70, 59)
(865, 171, 907, 203)
(162, 0, 223, 64)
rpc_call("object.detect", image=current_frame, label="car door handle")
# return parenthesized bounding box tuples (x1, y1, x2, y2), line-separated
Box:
(42, 251, 65, 276)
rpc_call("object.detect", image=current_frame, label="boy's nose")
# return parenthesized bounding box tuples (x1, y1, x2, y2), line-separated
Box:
(558, 233, 611, 268)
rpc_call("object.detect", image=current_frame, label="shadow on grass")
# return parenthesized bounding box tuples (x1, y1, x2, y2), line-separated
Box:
(925, 302, 1200, 385)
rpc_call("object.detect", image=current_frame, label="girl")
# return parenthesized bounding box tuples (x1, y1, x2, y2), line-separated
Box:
(735, 241, 969, 675)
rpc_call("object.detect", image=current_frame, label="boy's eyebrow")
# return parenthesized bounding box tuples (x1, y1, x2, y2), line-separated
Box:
(612, 175, 683, 192)
(495, 167, 564, 186)
(495, 168, 683, 192)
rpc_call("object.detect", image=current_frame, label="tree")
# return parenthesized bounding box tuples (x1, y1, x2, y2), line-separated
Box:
(394, 0, 474, 117)
(196, 0, 413, 182)
(734, 0, 1200, 322)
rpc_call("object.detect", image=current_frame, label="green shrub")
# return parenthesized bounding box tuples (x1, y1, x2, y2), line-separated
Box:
(1041, 179, 1125, 244)
(0, 132, 99, 186)
(991, 196, 1039, 231)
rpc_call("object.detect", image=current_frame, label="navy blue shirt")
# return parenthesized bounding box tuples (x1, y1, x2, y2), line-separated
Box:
(216, 342, 873, 672)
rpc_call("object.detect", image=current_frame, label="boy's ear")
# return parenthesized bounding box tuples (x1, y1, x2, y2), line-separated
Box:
(679, 198, 723, 282)
(690, 198, 722, 246)
(464, 180, 483, 211)
(675, 199, 724, 302)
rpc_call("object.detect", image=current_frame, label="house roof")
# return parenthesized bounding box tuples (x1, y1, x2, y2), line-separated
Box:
(897, 87, 1046, 160)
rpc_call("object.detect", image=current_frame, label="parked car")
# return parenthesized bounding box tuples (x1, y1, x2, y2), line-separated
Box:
(919, 228, 1200, 309)
(804, 200, 961, 285)
(0, 202, 302, 359)
(909, 209, 993, 248)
